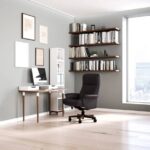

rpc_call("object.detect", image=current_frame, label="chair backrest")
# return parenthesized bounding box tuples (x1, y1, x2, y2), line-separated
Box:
(80, 74, 100, 98)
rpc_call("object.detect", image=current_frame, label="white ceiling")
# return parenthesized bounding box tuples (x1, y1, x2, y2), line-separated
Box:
(30, 0, 150, 17)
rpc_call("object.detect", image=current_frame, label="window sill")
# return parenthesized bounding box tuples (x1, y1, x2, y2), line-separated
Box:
(123, 101, 150, 106)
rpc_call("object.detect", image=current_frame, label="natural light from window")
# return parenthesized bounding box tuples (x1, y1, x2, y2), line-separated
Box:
(128, 16, 150, 103)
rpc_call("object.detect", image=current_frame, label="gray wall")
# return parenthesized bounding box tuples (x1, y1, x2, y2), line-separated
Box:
(0, 0, 74, 121)
(75, 8, 150, 111)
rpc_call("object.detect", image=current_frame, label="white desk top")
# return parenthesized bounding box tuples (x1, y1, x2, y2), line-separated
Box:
(18, 85, 64, 92)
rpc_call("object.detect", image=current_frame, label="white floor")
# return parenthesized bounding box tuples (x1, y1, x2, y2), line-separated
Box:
(0, 109, 150, 150)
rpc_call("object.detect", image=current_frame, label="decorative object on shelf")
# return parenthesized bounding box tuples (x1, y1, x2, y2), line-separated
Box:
(80, 23, 87, 31)
(35, 48, 44, 66)
(91, 25, 95, 30)
(90, 51, 98, 57)
(39, 25, 48, 44)
(104, 50, 108, 57)
(90, 54, 98, 57)
(21, 13, 35, 40)
(69, 23, 80, 32)
(86, 48, 90, 57)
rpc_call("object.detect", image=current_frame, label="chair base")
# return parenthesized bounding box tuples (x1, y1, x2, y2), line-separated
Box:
(68, 109, 97, 123)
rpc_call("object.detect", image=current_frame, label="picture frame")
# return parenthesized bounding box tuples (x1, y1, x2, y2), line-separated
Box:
(35, 48, 44, 66)
(39, 25, 48, 44)
(22, 13, 35, 40)
(15, 41, 29, 68)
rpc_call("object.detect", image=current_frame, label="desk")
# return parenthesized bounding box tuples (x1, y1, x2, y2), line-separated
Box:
(19, 88, 64, 123)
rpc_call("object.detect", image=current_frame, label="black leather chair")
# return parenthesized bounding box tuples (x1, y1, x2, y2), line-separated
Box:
(63, 74, 100, 123)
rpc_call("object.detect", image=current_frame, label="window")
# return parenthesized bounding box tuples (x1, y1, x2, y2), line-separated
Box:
(127, 16, 150, 103)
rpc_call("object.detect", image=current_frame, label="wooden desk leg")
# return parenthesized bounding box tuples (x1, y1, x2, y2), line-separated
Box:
(36, 92, 39, 123)
(62, 93, 64, 116)
(49, 92, 51, 115)
(22, 92, 25, 122)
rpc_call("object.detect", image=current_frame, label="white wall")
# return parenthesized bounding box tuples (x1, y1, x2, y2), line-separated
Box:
(75, 8, 150, 111)
(0, 0, 74, 121)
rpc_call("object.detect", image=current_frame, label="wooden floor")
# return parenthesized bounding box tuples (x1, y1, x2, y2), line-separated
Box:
(0, 109, 150, 150)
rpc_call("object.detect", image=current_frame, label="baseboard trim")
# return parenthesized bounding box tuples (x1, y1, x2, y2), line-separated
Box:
(98, 108, 150, 115)
(1, 108, 150, 125)
(0, 108, 72, 125)
(0, 112, 49, 126)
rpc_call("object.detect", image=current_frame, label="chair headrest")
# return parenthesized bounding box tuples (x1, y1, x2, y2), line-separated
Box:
(83, 74, 100, 86)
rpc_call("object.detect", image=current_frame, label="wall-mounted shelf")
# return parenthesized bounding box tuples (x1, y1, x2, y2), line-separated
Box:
(69, 56, 119, 60)
(69, 27, 120, 34)
(69, 42, 119, 48)
(69, 70, 120, 73)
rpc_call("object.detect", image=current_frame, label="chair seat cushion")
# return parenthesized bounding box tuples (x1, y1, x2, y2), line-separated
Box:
(63, 98, 83, 107)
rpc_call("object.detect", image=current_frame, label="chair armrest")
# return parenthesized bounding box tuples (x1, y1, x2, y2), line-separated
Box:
(65, 93, 80, 99)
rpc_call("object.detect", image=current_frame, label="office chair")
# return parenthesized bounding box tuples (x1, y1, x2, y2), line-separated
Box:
(63, 74, 100, 123)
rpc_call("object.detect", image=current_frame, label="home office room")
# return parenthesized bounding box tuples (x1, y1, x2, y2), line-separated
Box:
(0, 0, 150, 149)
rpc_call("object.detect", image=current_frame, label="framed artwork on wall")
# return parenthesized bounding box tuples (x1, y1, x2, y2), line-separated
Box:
(39, 25, 48, 44)
(35, 48, 44, 66)
(22, 13, 35, 40)
(15, 41, 29, 68)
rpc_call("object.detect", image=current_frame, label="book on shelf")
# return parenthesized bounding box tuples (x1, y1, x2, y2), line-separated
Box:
(69, 47, 88, 58)
(101, 31, 119, 44)
(78, 32, 99, 45)
(111, 31, 119, 44)
(70, 59, 117, 72)
(102, 32, 107, 43)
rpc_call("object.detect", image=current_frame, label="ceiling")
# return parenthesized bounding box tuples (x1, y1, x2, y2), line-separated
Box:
(29, 0, 150, 17)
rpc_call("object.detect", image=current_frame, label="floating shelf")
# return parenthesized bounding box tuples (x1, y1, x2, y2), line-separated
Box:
(69, 56, 119, 60)
(69, 42, 119, 48)
(69, 27, 120, 34)
(69, 70, 120, 73)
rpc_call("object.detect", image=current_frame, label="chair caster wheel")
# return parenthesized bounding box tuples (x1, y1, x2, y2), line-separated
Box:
(79, 119, 82, 123)
(69, 117, 71, 122)
(93, 118, 97, 122)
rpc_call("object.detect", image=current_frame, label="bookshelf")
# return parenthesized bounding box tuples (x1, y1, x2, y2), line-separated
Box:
(69, 24, 120, 73)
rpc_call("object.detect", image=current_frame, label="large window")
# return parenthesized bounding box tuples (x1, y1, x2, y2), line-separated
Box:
(127, 16, 150, 103)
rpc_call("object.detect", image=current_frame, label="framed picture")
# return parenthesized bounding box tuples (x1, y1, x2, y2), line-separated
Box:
(35, 48, 44, 66)
(22, 13, 35, 40)
(39, 25, 48, 44)
(15, 41, 29, 68)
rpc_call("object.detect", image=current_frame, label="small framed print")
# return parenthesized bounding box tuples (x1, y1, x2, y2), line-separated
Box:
(22, 13, 35, 40)
(39, 25, 48, 44)
(35, 48, 44, 66)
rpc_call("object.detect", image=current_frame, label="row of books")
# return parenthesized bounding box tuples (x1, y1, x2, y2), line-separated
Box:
(70, 60, 117, 71)
(75, 31, 119, 45)
(102, 31, 119, 44)
(69, 47, 90, 58)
